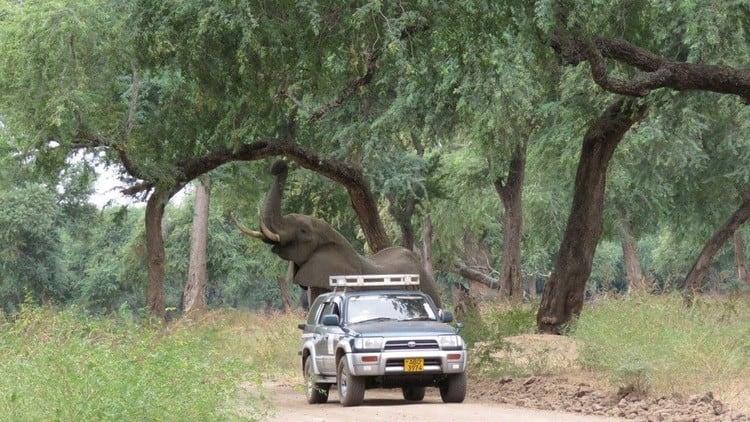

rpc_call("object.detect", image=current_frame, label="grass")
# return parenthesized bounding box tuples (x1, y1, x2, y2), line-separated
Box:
(3, 293, 748, 419)
(458, 292, 750, 411)
(573, 293, 750, 407)
(0, 304, 302, 421)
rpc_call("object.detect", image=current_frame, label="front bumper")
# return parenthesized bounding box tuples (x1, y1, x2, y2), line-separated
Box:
(344, 349, 467, 377)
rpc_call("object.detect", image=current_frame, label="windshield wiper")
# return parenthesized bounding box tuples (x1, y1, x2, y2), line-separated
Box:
(354, 317, 397, 324)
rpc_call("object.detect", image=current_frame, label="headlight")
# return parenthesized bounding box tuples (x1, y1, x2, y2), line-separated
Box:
(352, 337, 384, 351)
(439, 335, 463, 349)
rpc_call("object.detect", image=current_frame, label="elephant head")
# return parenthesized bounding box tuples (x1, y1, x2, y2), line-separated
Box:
(235, 160, 442, 307)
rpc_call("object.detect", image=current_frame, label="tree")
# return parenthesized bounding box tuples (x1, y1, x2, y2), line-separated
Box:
(536, 1, 750, 332)
(537, 98, 647, 333)
(182, 177, 210, 314)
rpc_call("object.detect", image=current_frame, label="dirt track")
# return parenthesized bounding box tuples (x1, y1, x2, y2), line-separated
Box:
(263, 382, 620, 422)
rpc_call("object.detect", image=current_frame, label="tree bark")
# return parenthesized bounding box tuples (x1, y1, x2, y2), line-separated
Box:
(619, 217, 648, 295)
(388, 195, 416, 250)
(683, 198, 750, 303)
(421, 216, 435, 277)
(276, 275, 293, 313)
(735, 229, 750, 286)
(145, 187, 171, 320)
(537, 98, 647, 334)
(494, 142, 527, 302)
(183, 177, 210, 315)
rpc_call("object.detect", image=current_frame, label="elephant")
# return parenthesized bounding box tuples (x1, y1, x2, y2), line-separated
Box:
(234, 160, 442, 307)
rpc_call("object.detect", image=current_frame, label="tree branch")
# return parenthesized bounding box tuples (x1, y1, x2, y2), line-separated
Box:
(551, 30, 750, 103)
(454, 262, 498, 289)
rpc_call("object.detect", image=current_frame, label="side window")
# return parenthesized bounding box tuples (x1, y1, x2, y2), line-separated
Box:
(306, 296, 326, 326)
(318, 302, 340, 323)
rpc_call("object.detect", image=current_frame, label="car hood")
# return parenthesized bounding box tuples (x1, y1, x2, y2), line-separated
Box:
(346, 320, 457, 337)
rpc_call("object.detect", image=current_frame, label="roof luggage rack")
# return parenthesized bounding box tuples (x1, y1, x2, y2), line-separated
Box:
(329, 274, 420, 290)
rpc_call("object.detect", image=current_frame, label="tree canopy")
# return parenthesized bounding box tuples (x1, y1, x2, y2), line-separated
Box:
(0, 0, 749, 331)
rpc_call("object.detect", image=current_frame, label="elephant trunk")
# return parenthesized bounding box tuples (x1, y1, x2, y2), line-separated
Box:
(260, 160, 289, 243)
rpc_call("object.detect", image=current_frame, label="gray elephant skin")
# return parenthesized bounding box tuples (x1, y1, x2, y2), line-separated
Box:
(236, 160, 442, 307)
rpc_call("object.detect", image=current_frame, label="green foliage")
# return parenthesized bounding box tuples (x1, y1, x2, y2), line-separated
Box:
(459, 303, 537, 349)
(0, 306, 263, 420)
(0, 183, 66, 309)
(164, 186, 297, 310)
(573, 294, 750, 397)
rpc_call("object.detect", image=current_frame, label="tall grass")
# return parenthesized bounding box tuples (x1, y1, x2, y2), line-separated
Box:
(573, 294, 750, 403)
(0, 304, 302, 421)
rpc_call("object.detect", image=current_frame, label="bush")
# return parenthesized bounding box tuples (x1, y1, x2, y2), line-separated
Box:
(0, 305, 273, 421)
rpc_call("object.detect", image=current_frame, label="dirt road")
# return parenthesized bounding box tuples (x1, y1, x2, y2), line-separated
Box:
(263, 383, 623, 422)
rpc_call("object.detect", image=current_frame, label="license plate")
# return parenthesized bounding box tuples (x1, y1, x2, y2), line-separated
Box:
(404, 358, 424, 372)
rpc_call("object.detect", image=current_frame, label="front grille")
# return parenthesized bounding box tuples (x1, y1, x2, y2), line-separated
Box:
(384, 339, 439, 351)
(386, 357, 442, 368)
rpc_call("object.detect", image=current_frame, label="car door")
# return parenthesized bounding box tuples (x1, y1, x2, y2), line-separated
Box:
(313, 300, 342, 375)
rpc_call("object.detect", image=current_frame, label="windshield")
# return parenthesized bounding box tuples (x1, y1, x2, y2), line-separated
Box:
(346, 294, 437, 324)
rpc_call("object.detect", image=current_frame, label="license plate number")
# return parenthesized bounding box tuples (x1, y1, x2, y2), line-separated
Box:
(404, 358, 424, 372)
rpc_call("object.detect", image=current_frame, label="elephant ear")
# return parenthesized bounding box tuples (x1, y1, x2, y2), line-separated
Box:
(293, 246, 360, 289)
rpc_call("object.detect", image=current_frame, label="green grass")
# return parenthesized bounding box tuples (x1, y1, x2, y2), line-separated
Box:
(4, 293, 748, 419)
(0, 304, 301, 421)
(572, 293, 750, 400)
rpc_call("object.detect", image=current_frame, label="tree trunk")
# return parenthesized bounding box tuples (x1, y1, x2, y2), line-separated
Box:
(183, 177, 210, 315)
(388, 196, 416, 250)
(494, 142, 527, 302)
(620, 217, 648, 295)
(683, 198, 750, 304)
(421, 216, 435, 277)
(145, 187, 171, 320)
(537, 98, 647, 334)
(348, 184, 391, 253)
(276, 275, 293, 313)
(735, 229, 750, 286)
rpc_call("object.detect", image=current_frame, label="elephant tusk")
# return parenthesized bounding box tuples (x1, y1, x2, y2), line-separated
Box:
(230, 212, 267, 240)
(260, 218, 281, 243)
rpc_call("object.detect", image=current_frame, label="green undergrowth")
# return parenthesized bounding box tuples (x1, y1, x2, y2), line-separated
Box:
(573, 293, 750, 400)
(0, 304, 302, 421)
(460, 293, 750, 409)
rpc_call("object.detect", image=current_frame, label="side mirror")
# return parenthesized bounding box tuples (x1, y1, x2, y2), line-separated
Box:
(322, 314, 340, 326)
(439, 310, 454, 323)
(297, 323, 306, 330)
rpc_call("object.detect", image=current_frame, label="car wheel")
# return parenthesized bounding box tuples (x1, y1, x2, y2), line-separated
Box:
(304, 358, 329, 404)
(337, 357, 365, 407)
(439, 373, 466, 403)
(401, 386, 426, 401)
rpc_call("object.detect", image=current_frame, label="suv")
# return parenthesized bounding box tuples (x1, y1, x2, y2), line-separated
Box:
(298, 274, 467, 407)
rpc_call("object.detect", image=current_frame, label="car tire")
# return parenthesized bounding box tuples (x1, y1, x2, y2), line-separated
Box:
(304, 358, 329, 404)
(439, 373, 467, 403)
(401, 386, 426, 401)
(337, 357, 365, 407)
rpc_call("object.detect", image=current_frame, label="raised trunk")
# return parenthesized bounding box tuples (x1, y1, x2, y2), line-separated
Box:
(537, 98, 647, 334)
(145, 187, 170, 320)
(683, 198, 750, 304)
(494, 143, 526, 303)
(261, 161, 289, 239)
(183, 177, 210, 314)
(735, 229, 750, 286)
(620, 217, 648, 295)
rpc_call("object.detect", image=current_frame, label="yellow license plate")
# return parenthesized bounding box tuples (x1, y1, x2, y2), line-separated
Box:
(404, 358, 424, 372)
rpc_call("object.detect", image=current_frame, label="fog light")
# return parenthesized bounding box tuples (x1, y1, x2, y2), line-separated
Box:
(447, 353, 462, 361)
(361, 355, 378, 363)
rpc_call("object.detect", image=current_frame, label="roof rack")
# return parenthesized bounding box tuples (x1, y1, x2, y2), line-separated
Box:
(329, 274, 420, 289)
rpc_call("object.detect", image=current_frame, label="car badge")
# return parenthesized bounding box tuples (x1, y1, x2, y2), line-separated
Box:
(407, 341, 416, 348)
